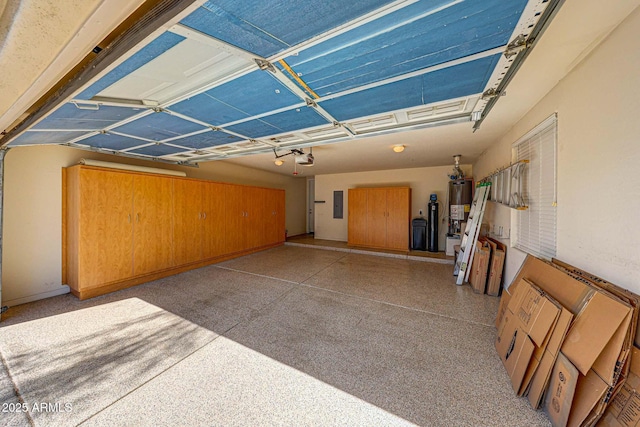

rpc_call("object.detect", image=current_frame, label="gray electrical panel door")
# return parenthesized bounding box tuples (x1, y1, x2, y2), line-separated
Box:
(333, 191, 343, 218)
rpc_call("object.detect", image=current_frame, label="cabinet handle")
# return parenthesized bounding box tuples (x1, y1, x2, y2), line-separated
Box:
(203, 212, 207, 219)
(128, 213, 131, 223)
(136, 213, 140, 222)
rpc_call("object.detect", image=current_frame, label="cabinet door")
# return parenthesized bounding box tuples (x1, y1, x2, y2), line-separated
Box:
(173, 179, 203, 265)
(348, 189, 368, 245)
(386, 188, 410, 251)
(224, 184, 246, 253)
(265, 189, 285, 245)
(202, 181, 226, 259)
(366, 188, 387, 248)
(78, 168, 133, 288)
(276, 190, 285, 243)
(245, 186, 267, 249)
(133, 174, 174, 275)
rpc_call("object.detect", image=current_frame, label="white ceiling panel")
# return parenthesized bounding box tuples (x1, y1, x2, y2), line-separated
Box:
(98, 38, 253, 104)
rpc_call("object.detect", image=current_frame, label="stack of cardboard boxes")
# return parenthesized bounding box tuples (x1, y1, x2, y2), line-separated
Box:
(495, 256, 640, 427)
(601, 346, 640, 426)
(469, 237, 506, 296)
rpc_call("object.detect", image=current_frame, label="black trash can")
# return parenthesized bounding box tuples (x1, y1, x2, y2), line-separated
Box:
(411, 218, 427, 251)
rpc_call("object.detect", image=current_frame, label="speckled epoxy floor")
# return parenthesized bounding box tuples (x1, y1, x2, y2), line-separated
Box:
(0, 246, 551, 426)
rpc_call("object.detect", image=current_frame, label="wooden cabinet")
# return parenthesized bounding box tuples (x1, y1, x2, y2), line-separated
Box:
(264, 189, 286, 245)
(172, 180, 227, 264)
(67, 168, 174, 290)
(133, 174, 174, 275)
(366, 188, 388, 248)
(224, 184, 284, 253)
(201, 182, 226, 259)
(244, 186, 266, 249)
(347, 187, 411, 251)
(172, 179, 204, 265)
(71, 167, 134, 289)
(385, 188, 411, 250)
(347, 188, 368, 246)
(224, 184, 246, 254)
(65, 165, 286, 299)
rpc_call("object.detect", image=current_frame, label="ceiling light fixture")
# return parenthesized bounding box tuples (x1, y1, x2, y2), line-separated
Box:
(275, 159, 284, 166)
(393, 145, 405, 153)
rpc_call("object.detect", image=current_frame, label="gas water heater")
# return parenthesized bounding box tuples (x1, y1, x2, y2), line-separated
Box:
(447, 155, 472, 235)
(448, 179, 473, 234)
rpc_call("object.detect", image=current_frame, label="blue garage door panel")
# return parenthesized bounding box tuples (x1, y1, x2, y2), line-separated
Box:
(79, 133, 147, 151)
(226, 107, 328, 138)
(32, 104, 144, 130)
(9, 131, 91, 146)
(282, 0, 526, 96)
(169, 131, 242, 149)
(207, 71, 302, 116)
(128, 144, 189, 157)
(169, 70, 301, 126)
(320, 54, 500, 121)
(75, 32, 186, 100)
(225, 120, 280, 139)
(112, 112, 207, 141)
(262, 106, 329, 131)
(180, 0, 394, 58)
(180, 4, 285, 58)
(168, 93, 250, 126)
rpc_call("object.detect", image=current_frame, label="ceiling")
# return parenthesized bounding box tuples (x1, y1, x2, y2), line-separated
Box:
(1, 0, 639, 177)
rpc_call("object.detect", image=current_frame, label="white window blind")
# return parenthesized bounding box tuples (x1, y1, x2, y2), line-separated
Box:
(513, 114, 557, 260)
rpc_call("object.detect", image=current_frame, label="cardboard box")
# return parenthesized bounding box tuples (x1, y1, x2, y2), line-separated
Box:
(527, 301, 573, 408)
(546, 352, 580, 427)
(496, 278, 561, 394)
(496, 287, 512, 328)
(469, 239, 491, 294)
(496, 309, 536, 392)
(486, 237, 506, 296)
(600, 346, 640, 427)
(562, 291, 630, 377)
(510, 256, 633, 426)
(550, 259, 640, 426)
(552, 258, 640, 384)
(511, 256, 632, 385)
(566, 368, 609, 427)
(545, 351, 612, 427)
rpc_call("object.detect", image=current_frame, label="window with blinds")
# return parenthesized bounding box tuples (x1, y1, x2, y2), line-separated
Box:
(512, 114, 557, 260)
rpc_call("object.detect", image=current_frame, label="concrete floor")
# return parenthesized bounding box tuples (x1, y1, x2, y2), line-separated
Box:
(285, 234, 455, 262)
(0, 246, 551, 426)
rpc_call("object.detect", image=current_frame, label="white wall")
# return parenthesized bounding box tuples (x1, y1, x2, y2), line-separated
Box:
(314, 165, 472, 248)
(473, 6, 640, 292)
(1, 145, 306, 306)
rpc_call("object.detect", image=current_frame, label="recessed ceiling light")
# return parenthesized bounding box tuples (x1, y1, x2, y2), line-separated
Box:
(275, 159, 284, 166)
(393, 145, 405, 153)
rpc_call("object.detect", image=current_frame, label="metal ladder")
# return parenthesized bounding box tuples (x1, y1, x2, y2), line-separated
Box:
(454, 183, 491, 285)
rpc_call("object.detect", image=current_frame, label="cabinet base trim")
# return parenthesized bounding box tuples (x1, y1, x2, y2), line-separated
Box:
(70, 242, 283, 300)
(347, 243, 409, 253)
